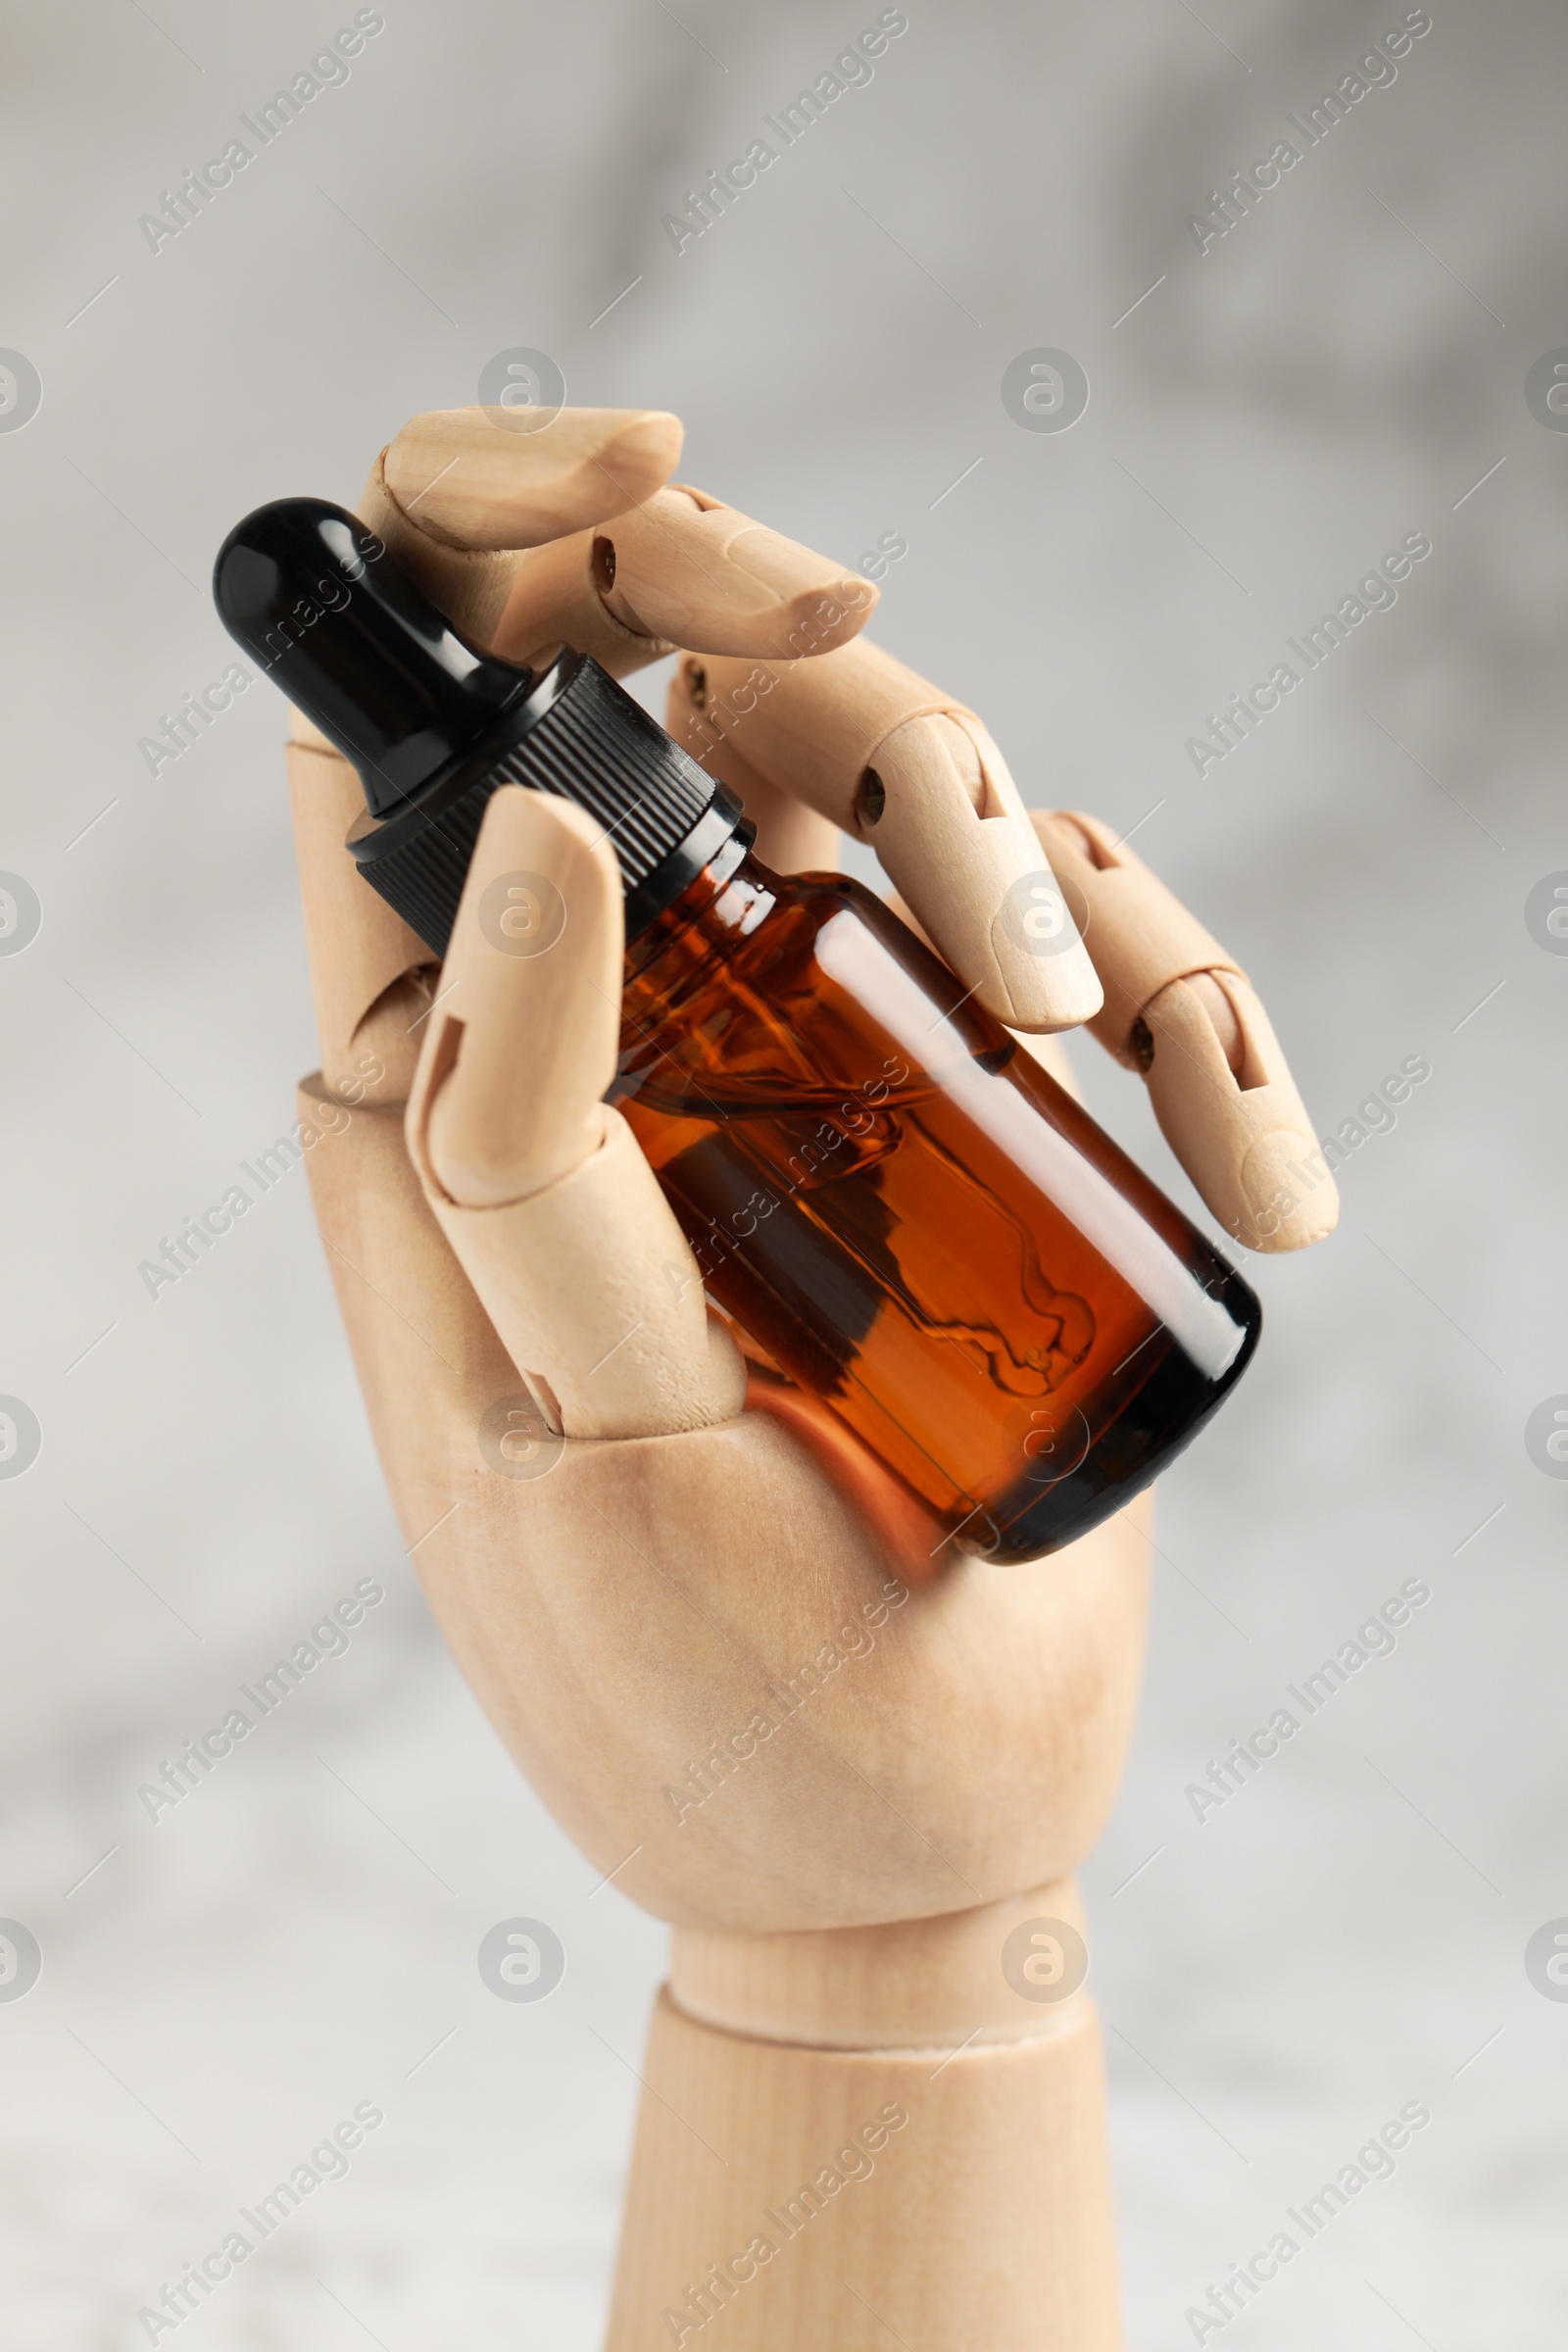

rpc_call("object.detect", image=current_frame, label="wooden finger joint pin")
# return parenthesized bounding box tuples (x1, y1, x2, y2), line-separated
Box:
(1034, 809, 1338, 1251)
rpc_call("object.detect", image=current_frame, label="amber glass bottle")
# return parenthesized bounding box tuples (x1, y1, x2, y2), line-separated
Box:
(614, 832, 1260, 1563)
(216, 496, 1261, 1565)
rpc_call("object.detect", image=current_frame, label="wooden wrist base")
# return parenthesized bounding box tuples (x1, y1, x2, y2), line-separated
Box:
(606, 1886, 1122, 2350)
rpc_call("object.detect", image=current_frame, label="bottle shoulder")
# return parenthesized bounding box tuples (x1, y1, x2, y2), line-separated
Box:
(724, 861, 955, 989)
(617, 855, 1015, 1109)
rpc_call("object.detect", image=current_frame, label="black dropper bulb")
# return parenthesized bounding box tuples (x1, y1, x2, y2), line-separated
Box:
(213, 496, 746, 955)
(213, 497, 531, 815)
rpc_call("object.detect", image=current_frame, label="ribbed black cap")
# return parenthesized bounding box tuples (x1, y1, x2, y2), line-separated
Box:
(213, 496, 745, 956)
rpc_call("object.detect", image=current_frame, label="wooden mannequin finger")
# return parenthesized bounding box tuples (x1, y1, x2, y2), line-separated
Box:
(490, 527, 681, 677)
(872, 710, 1102, 1030)
(1142, 971, 1340, 1251)
(672, 642, 1102, 1032)
(492, 487, 877, 680)
(407, 789, 621, 1208)
(404, 787, 746, 1439)
(358, 404, 685, 648)
(1029, 809, 1239, 1065)
(281, 408, 679, 1098)
(1032, 810, 1338, 1252)
(601, 485, 874, 657)
(286, 731, 432, 1104)
(665, 664, 842, 873)
(882, 883, 1084, 1102)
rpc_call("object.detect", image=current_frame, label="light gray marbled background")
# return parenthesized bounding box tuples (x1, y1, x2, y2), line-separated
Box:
(1, 0, 1564, 2344)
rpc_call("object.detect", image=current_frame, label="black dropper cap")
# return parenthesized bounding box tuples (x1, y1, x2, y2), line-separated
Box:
(212, 496, 746, 956)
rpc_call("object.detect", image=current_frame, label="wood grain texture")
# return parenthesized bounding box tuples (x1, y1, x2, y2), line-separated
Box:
(284, 736, 428, 1097)
(673, 643, 1102, 1030)
(421, 1107, 749, 1437)
(1032, 809, 1242, 1067)
(493, 526, 677, 675)
(406, 790, 625, 1209)
(601, 485, 875, 657)
(671, 1878, 1092, 2048)
(666, 663, 847, 875)
(1033, 809, 1337, 1251)
(298, 1084, 1151, 1937)
(606, 1985, 1121, 2351)
(676, 639, 968, 831)
(1144, 971, 1340, 1251)
(382, 405, 683, 550)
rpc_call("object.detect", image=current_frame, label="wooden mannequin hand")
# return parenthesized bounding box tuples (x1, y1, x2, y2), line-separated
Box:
(286, 405, 1334, 1941)
(295, 776, 1153, 1938)
(281, 407, 1343, 2349)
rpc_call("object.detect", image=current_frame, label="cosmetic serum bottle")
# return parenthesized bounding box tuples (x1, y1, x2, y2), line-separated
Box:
(216, 497, 1261, 1563)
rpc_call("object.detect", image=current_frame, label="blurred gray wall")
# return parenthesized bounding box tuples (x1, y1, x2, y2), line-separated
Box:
(2, 0, 1564, 2342)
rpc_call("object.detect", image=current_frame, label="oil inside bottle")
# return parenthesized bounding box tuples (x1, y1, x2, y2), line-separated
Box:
(612, 837, 1260, 1562)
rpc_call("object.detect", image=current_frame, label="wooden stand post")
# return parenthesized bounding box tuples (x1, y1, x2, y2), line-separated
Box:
(607, 1886, 1122, 2350)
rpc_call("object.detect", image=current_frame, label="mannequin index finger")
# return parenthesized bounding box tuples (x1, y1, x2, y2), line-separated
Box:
(361, 405, 686, 647)
(492, 485, 878, 683)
